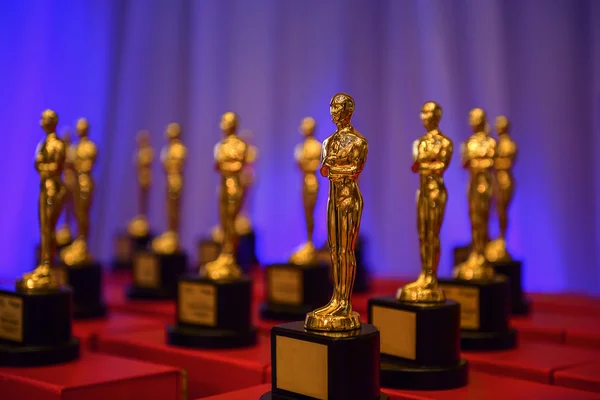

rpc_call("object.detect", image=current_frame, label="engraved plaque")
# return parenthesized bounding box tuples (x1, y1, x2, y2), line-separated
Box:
(268, 267, 303, 305)
(178, 281, 217, 326)
(439, 284, 480, 329)
(198, 242, 220, 266)
(115, 236, 132, 261)
(372, 306, 416, 360)
(133, 253, 160, 288)
(0, 295, 23, 342)
(276, 335, 327, 399)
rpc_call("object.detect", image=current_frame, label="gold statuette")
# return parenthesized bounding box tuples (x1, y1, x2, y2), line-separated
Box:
(56, 129, 76, 247)
(151, 123, 186, 254)
(305, 93, 368, 332)
(128, 130, 154, 238)
(17, 110, 67, 290)
(454, 108, 496, 280)
(60, 118, 97, 266)
(202, 112, 249, 280)
(289, 117, 321, 266)
(397, 102, 453, 302)
(485, 116, 516, 263)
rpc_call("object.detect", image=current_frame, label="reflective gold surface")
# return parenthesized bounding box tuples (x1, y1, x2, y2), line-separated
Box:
(485, 116, 516, 263)
(397, 102, 453, 302)
(289, 117, 321, 266)
(128, 130, 153, 238)
(453, 108, 496, 280)
(152, 123, 186, 254)
(17, 110, 66, 290)
(305, 93, 367, 332)
(60, 118, 97, 266)
(201, 112, 248, 280)
(56, 129, 76, 247)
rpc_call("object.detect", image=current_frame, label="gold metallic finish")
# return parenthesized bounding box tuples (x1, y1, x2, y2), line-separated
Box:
(453, 108, 496, 281)
(397, 102, 453, 302)
(56, 130, 76, 247)
(305, 93, 367, 332)
(485, 116, 516, 263)
(152, 123, 186, 254)
(201, 112, 249, 280)
(128, 130, 154, 238)
(17, 110, 66, 290)
(290, 117, 321, 266)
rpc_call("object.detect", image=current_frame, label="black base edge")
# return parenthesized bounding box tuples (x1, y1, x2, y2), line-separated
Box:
(380, 357, 468, 390)
(112, 260, 133, 271)
(0, 337, 80, 367)
(126, 285, 175, 300)
(511, 297, 532, 316)
(165, 324, 258, 349)
(259, 302, 313, 322)
(73, 302, 108, 320)
(461, 327, 518, 351)
(259, 392, 389, 400)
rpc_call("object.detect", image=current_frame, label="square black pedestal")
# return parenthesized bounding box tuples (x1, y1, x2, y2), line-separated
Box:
(111, 232, 153, 270)
(493, 260, 531, 315)
(126, 251, 188, 300)
(196, 234, 258, 273)
(58, 262, 107, 320)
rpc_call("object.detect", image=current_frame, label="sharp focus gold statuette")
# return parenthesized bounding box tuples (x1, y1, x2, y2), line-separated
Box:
(151, 123, 186, 254)
(202, 112, 250, 280)
(289, 117, 322, 266)
(454, 108, 496, 280)
(485, 116, 516, 263)
(128, 130, 154, 238)
(305, 93, 368, 332)
(60, 118, 97, 266)
(55, 129, 76, 247)
(397, 102, 453, 302)
(17, 110, 67, 290)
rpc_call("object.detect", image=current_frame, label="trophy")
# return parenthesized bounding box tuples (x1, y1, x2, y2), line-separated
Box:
(113, 131, 155, 270)
(58, 118, 107, 319)
(261, 117, 331, 321)
(127, 123, 188, 299)
(368, 102, 468, 390)
(167, 112, 257, 349)
(438, 108, 517, 350)
(262, 94, 387, 400)
(0, 110, 80, 366)
(484, 116, 530, 315)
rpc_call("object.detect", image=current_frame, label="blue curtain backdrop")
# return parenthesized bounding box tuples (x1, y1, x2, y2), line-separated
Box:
(1, 0, 599, 293)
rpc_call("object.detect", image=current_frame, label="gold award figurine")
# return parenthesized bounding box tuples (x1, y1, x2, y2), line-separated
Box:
(485, 116, 516, 263)
(454, 108, 496, 280)
(289, 117, 322, 266)
(202, 112, 249, 281)
(60, 118, 97, 266)
(56, 129, 76, 247)
(128, 130, 154, 238)
(18, 110, 67, 290)
(398, 101, 453, 302)
(304, 93, 368, 332)
(151, 123, 186, 254)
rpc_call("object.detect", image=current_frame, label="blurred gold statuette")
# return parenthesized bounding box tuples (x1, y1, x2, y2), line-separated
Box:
(485, 116, 516, 263)
(128, 130, 154, 238)
(397, 101, 453, 302)
(18, 110, 67, 290)
(304, 93, 368, 332)
(453, 108, 496, 280)
(289, 117, 321, 266)
(151, 123, 186, 254)
(56, 129, 76, 247)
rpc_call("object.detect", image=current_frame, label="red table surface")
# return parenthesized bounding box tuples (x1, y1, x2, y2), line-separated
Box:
(97, 328, 270, 399)
(73, 312, 165, 351)
(530, 292, 600, 316)
(103, 270, 132, 286)
(0, 352, 182, 400)
(555, 362, 600, 393)
(104, 284, 176, 324)
(512, 312, 600, 349)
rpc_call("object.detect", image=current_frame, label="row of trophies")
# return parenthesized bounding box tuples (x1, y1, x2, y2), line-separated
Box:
(0, 94, 525, 399)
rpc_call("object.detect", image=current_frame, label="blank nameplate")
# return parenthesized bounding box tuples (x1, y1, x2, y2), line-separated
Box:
(0, 295, 23, 342)
(276, 335, 327, 399)
(178, 282, 217, 326)
(134, 254, 160, 288)
(268, 267, 303, 305)
(439, 284, 480, 329)
(115, 236, 132, 260)
(198, 243, 220, 266)
(371, 306, 416, 360)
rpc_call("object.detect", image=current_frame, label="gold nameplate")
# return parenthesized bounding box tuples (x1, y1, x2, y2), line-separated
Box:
(115, 236, 132, 261)
(178, 281, 217, 327)
(371, 305, 416, 360)
(133, 253, 160, 288)
(439, 284, 480, 329)
(276, 335, 327, 399)
(268, 267, 303, 305)
(198, 242, 220, 266)
(52, 267, 68, 286)
(0, 295, 23, 342)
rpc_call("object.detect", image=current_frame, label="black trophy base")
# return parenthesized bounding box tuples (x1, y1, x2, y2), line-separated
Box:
(127, 251, 188, 300)
(61, 261, 107, 320)
(126, 285, 174, 300)
(166, 324, 257, 349)
(513, 297, 532, 316)
(238, 231, 259, 271)
(452, 244, 471, 266)
(461, 327, 518, 351)
(74, 301, 108, 320)
(259, 393, 389, 400)
(111, 260, 133, 271)
(493, 260, 531, 316)
(0, 337, 80, 367)
(380, 357, 468, 391)
(259, 302, 315, 321)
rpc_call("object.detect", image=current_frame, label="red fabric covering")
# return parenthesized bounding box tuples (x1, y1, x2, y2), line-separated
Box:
(104, 284, 176, 324)
(555, 362, 600, 393)
(0, 352, 181, 400)
(530, 292, 600, 316)
(511, 312, 568, 344)
(103, 270, 132, 286)
(97, 328, 270, 399)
